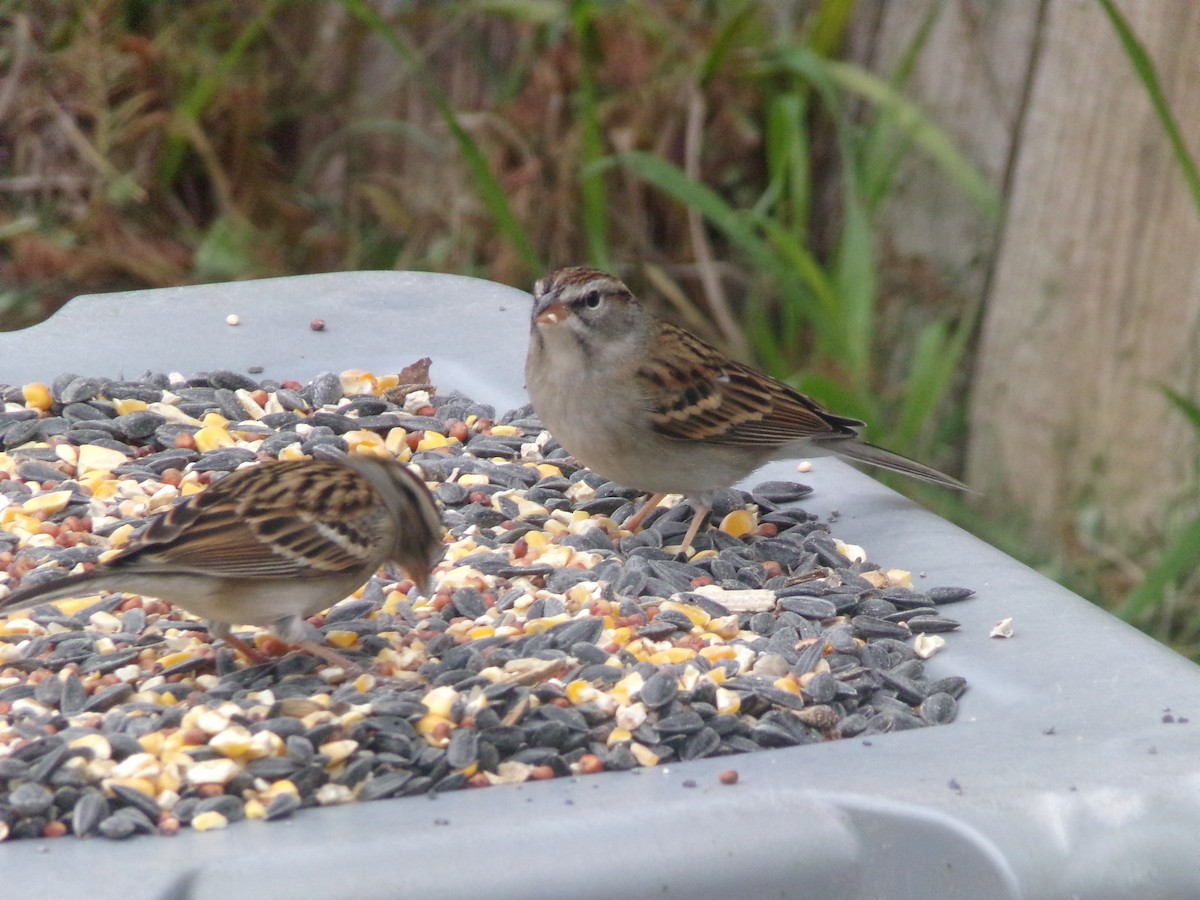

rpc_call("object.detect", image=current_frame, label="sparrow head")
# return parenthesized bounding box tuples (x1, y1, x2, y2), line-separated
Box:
(530, 267, 649, 365)
(341, 456, 445, 594)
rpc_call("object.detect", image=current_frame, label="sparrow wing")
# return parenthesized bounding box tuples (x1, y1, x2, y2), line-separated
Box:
(637, 320, 863, 447)
(113, 461, 384, 578)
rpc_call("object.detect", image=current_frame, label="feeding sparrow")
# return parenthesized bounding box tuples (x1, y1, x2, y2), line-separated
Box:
(0, 455, 444, 670)
(525, 266, 967, 554)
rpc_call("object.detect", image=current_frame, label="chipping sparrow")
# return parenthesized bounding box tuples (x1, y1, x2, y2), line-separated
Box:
(0, 455, 444, 670)
(525, 266, 967, 554)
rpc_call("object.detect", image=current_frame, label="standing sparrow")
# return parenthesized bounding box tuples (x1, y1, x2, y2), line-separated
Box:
(0, 455, 444, 670)
(525, 266, 967, 554)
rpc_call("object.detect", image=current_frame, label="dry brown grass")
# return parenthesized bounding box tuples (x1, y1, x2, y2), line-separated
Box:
(0, 2, 781, 338)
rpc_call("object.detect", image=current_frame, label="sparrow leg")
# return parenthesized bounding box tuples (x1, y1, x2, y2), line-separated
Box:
(272, 615, 361, 674)
(293, 639, 361, 675)
(207, 621, 270, 665)
(623, 493, 668, 533)
(676, 505, 711, 559)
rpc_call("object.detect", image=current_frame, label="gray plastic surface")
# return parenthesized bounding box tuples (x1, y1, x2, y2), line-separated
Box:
(1, 272, 1198, 900)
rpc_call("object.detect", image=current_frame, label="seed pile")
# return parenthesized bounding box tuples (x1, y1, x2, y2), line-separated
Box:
(0, 367, 973, 841)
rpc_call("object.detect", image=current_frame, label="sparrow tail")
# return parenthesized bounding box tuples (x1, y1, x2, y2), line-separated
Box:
(832, 440, 971, 492)
(0, 569, 114, 616)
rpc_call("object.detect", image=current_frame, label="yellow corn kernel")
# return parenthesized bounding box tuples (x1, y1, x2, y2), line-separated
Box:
(604, 625, 631, 647)
(381, 427, 407, 454)
(194, 425, 234, 452)
(180, 480, 207, 497)
(468, 625, 495, 640)
(263, 780, 299, 800)
(273, 442, 305, 462)
(353, 673, 376, 693)
(375, 373, 400, 392)
(82, 475, 121, 501)
(138, 732, 166, 756)
(649, 647, 696, 665)
(833, 539, 866, 564)
(421, 685, 458, 718)
(715, 687, 741, 715)
(114, 398, 148, 415)
(535, 463, 563, 479)
(157, 650, 198, 670)
(719, 508, 755, 538)
(773, 673, 802, 695)
(457, 473, 489, 487)
(319, 739, 358, 767)
(705, 667, 728, 686)
(158, 763, 186, 793)
(610, 672, 644, 707)
(209, 726, 255, 759)
(191, 811, 229, 832)
(629, 743, 660, 767)
(381, 589, 407, 616)
(565, 681, 597, 706)
(103, 777, 159, 800)
(201, 412, 229, 428)
(345, 430, 384, 453)
(324, 630, 358, 649)
(708, 616, 742, 640)
(524, 614, 570, 635)
(699, 645, 736, 663)
(53, 595, 108, 617)
(1, 509, 40, 534)
(77, 444, 130, 476)
(416, 431, 451, 451)
(70, 733, 113, 760)
(522, 531, 550, 552)
(623, 638, 650, 660)
(605, 727, 632, 748)
(887, 568, 913, 588)
(23, 490, 73, 515)
(659, 600, 709, 628)
(23, 383, 52, 411)
(243, 798, 267, 820)
(415, 715, 451, 747)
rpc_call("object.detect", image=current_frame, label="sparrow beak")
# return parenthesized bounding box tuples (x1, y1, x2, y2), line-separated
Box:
(532, 292, 569, 326)
(407, 560, 432, 595)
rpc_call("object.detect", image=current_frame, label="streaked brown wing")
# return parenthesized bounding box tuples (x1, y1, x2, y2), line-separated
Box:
(112, 461, 381, 578)
(638, 321, 863, 447)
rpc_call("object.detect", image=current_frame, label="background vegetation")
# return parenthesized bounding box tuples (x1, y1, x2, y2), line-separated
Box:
(1, 2, 1197, 652)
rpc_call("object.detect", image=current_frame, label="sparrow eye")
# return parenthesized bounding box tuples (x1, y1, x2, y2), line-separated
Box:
(583, 290, 602, 309)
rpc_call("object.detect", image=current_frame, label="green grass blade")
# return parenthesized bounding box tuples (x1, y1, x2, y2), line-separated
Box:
(824, 58, 998, 218)
(833, 188, 875, 393)
(1118, 514, 1200, 620)
(1159, 385, 1200, 436)
(769, 47, 997, 219)
(159, 1, 280, 187)
(698, 0, 759, 86)
(1096, 0, 1200, 215)
(860, 0, 943, 208)
(760, 93, 810, 231)
(571, 1, 609, 270)
(891, 319, 951, 451)
(595, 151, 789, 285)
(754, 216, 837, 334)
(338, 0, 542, 276)
(805, 0, 858, 58)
